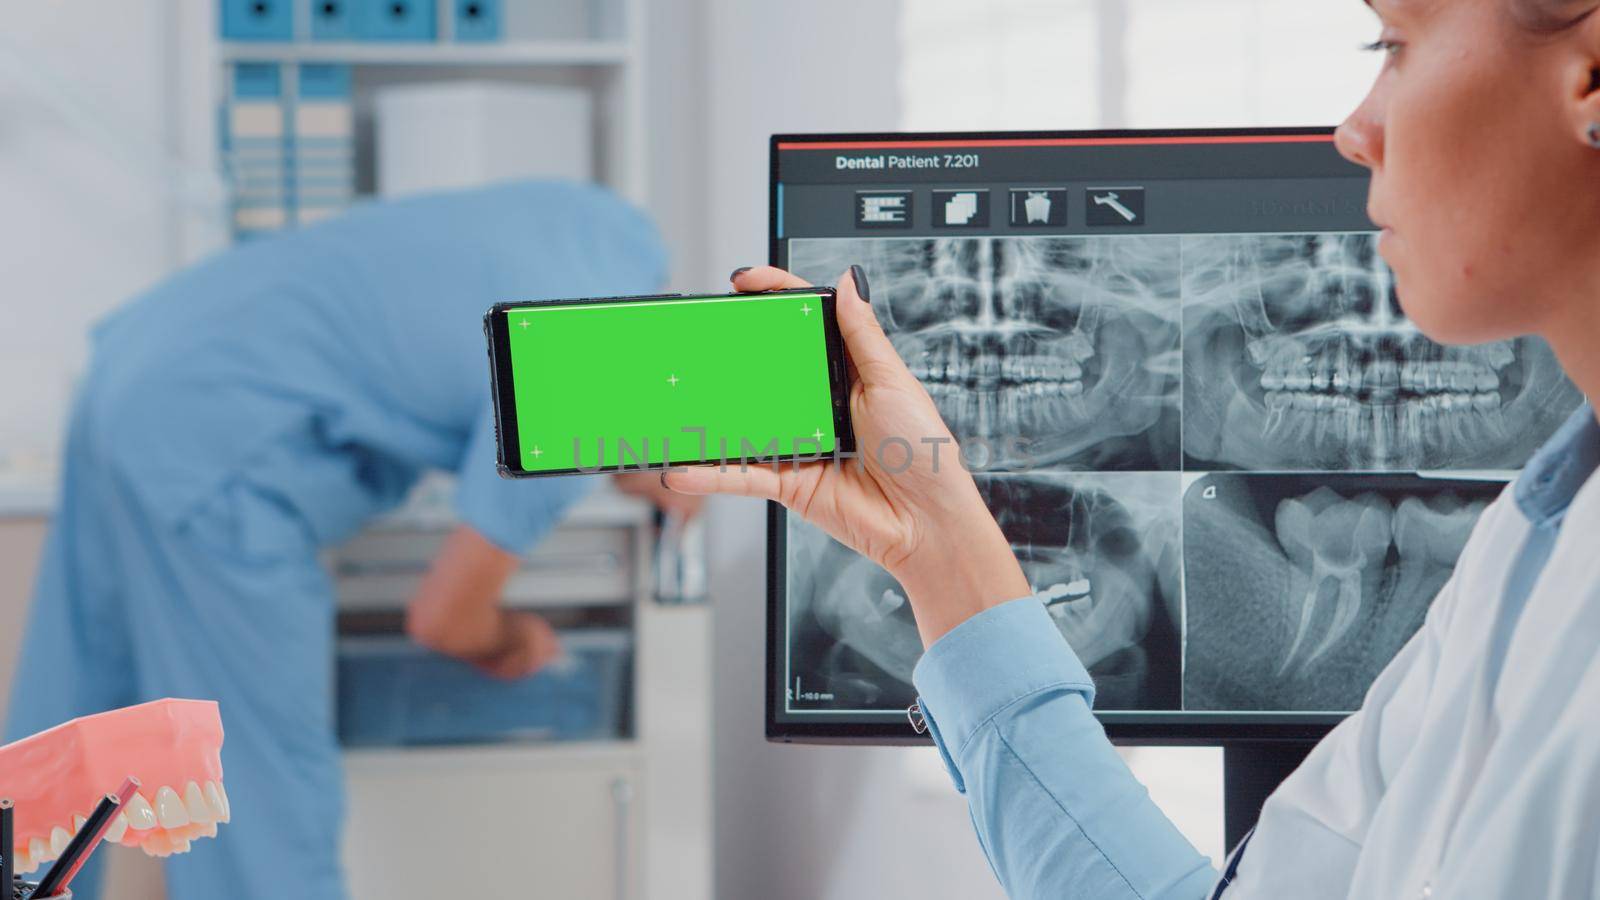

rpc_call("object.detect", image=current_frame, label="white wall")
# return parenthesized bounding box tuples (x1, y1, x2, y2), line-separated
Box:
(644, 0, 710, 290)
(0, 1, 225, 491)
(701, 4, 1019, 899)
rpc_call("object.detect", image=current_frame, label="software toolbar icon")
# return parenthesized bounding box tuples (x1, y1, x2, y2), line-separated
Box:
(855, 191, 913, 228)
(1025, 192, 1050, 222)
(933, 189, 990, 228)
(1009, 188, 1067, 227)
(1086, 187, 1145, 227)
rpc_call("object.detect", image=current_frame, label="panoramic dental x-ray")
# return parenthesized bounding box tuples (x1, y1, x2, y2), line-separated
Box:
(779, 229, 1580, 717)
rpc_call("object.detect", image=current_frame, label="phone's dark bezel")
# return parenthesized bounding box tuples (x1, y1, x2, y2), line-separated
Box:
(486, 288, 856, 479)
(766, 125, 1363, 746)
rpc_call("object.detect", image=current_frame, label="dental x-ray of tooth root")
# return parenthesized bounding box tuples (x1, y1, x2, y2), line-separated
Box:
(784, 471, 1183, 713)
(1182, 232, 1583, 471)
(1182, 472, 1498, 712)
(788, 236, 1182, 471)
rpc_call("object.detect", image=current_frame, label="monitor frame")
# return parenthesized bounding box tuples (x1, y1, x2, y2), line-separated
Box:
(766, 125, 1365, 746)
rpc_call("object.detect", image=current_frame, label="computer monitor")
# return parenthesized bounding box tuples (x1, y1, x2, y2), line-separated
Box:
(766, 128, 1584, 744)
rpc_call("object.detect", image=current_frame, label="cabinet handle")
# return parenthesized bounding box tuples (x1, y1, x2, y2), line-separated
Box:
(611, 777, 634, 900)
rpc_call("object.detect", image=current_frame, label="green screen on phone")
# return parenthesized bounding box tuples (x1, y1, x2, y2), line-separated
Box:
(504, 291, 841, 473)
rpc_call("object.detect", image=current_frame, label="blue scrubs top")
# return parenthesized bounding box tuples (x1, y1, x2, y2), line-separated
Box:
(83, 179, 666, 551)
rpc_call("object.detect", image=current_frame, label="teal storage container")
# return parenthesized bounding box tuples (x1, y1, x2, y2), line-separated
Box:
(359, 0, 438, 41)
(221, 0, 293, 41)
(453, 0, 501, 41)
(310, 0, 359, 39)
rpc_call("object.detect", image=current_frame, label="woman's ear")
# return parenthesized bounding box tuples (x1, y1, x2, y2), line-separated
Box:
(1570, 11, 1600, 147)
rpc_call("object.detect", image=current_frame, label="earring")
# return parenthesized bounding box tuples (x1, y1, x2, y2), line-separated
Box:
(1589, 122, 1600, 149)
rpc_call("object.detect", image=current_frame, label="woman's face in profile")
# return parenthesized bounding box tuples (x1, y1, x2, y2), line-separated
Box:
(1335, 0, 1600, 347)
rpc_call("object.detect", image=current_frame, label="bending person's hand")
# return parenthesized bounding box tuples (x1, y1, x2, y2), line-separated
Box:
(469, 609, 564, 680)
(406, 526, 564, 678)
(663, 266, 1030, 646)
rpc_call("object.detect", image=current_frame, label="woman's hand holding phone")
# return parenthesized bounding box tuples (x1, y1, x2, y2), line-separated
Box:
(663, 266, 1030, 647)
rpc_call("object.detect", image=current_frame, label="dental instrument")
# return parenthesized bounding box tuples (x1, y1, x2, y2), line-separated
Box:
(2, 799, 13, 896)
(32, 789, 120, 898)
(39, 778, 138, 897)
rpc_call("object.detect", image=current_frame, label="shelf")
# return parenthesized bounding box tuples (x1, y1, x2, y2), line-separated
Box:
(220, 39, 632, 67)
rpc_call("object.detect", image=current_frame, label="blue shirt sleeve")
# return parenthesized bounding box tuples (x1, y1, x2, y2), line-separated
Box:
(913, 596, 1218, 900)
(453, 401, 598, 552)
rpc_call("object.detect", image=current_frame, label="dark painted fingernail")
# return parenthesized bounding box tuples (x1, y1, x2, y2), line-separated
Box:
(730, 266, 753, 281)
(850, 264, 871, 303)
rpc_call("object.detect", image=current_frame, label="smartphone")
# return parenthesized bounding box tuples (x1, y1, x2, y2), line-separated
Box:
(485, 288, 855, 477)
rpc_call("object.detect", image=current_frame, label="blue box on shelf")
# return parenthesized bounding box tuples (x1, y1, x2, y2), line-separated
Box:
(221, 0, 293, 41)
(453, 0, 501, 41)
(232, 61, 284, 98)
(359, 0, 438, 42)
(310, 0, 359, 40)
(336, 629, 632, 747)
(298, 62, 353, 97)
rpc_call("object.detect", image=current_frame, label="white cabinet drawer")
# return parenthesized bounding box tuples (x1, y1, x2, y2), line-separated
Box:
(332, 525, 635, 609)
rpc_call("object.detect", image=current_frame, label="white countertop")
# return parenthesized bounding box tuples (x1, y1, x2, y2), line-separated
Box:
(0, 478, 56, 517)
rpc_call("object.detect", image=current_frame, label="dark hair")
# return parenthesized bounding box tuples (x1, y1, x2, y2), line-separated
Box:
(1510, 0, 1600, 33)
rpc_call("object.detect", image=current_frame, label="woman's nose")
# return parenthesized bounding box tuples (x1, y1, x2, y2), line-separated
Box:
(1335, 99, 1384, 170)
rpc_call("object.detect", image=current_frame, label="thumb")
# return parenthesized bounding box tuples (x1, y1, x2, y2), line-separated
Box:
(661, 464, 784, 502)
(835, 266, 911, 387)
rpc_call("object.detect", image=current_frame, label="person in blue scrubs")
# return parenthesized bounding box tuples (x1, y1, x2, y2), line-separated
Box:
(675, 0, 1600, 893)
(6, 181, 689, 900)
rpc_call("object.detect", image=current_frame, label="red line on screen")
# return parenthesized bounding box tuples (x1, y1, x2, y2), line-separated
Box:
(776, 135, 1335, 150)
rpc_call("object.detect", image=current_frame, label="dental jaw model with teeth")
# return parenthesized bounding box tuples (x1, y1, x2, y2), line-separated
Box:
(0, 699, 229, 876)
